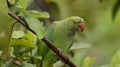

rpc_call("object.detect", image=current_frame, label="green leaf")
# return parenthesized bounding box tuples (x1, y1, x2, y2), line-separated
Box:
(12, 30, 25, 38)
(72, 52, 86, 67)
(0, 0, 15, 60)
(25, 31, 36, 42)
(8, 0, 16, 5)
(29, 56, 42, 67)
(53, 61, 64, 67)
(70, 43, 91, 51)
(0, 0, 15, 32)
(110, 50, 120, 67)
(9, 0, 33, 7)
(82, 56, 95, 67)
(11, 39, 35, 48)
(28, 10, 50, 18)
(10, 6, 29, 16)
(17, 0, 28, 9)
(21, 62, 36, 67)
(30, 56, 42, 60)
(24, 16, 45, 39)
(3, 59, 14, 67)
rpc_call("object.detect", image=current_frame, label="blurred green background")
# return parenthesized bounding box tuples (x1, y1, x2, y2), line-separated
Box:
(32, 0, 120, 66)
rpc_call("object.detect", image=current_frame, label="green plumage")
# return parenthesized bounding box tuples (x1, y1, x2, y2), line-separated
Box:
(42, 16, 84, 67)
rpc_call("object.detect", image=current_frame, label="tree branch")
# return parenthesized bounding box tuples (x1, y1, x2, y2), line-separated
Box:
(8, 12, 76, 67)
(8, 12, 36, 34)
(41, 37, 76, 67)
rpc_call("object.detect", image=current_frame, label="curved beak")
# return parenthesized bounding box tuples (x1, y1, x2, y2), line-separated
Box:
(79, 22, 84, 32)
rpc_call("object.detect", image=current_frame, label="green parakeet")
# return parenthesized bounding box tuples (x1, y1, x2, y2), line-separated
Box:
(41, 16, 85, 67)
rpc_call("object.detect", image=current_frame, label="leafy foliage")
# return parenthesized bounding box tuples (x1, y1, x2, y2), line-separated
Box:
(110, 50, 120, 67)
(0, 0, 120, 67)
(0, 0, 15, 60)
(24, 16, 45, 39)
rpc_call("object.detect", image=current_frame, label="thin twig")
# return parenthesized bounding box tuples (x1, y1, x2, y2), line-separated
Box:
(8, 12, 76, 67)
(6, 22, 17, 60)
(8, 12, 36, 34)
(12, 59, 22, 66)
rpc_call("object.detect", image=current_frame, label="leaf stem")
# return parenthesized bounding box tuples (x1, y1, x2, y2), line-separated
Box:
(7, 22, 17, 60)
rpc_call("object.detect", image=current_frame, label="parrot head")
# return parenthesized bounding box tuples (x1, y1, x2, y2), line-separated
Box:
(71, 16, 85, 32)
